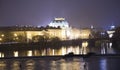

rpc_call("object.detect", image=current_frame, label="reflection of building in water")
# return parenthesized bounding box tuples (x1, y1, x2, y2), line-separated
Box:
(0, 18, 96, 57)
(0, 18, 92, 43)
(0, 61, 6, 70)
(12, 46, 89, 57)
(101, 42, 115, 54)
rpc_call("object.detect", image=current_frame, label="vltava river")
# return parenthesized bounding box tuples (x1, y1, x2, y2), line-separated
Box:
(0, 56, 120, 70)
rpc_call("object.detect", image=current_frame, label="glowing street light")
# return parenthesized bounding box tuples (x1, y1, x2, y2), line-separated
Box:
(1, 34, 4, 37)
(0, 38, 2, 41)
(14, 33, 18, 37)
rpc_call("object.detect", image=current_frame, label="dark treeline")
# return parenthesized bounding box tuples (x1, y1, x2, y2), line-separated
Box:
(112, 26, 120, 53)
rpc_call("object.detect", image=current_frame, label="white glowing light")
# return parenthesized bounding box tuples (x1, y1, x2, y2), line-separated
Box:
(48, 18, 69, 28)
(67, 47, 73, 54)
(107, 31, 115, 38)
(61, 47, 66, 55)
(52, 49, 55, 55)
(109, 34, 113, 38)
(14, 33, 17, 37)
(1, 34, 4, 37)
(110, 25, 115, 29)
(14, 51, 18, 57)
(0, 38, 2, 41)
(109, 43, 112, 48)
(55, 18, 65, 20)
(82, 42, 88, 47)
(27, 50, 32, 56)
(0, 52, 4, 58)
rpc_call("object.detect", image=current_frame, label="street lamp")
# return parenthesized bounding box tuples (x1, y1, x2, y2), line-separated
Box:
(0, 38, 2, 41)
(14, 33, 18, 37)
(1, 34, 4, 37)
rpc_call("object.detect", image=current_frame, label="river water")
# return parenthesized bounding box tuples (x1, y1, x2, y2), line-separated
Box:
(0, 56, 120, 70)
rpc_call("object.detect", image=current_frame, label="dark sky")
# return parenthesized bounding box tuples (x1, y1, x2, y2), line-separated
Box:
(0, 0, 120, 29)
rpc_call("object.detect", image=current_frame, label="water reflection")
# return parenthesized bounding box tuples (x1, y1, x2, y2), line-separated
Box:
(47, 58, 86, 70)
(22, 42, 114, 56)
(25, 60, 35, 70)
(61, 46, 82, 55)
(0, 56, 120, 70)
(0, 61, 6, 70)
(0, 42, 115, 58)
(101, 42, 115, 54)
(11, 61, 20, 70)
(100, 59, 107, 70)
(13, 42, 115, 57)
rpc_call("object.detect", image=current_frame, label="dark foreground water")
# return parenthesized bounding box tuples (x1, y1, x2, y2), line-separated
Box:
(0, 56, 120, 70)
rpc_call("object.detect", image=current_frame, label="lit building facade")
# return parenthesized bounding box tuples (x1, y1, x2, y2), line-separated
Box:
(0, 18, 94, 57)
(48, 18, 69, 28)
(107, 25, 116, 38)
(48, 18, 92, 40)
(0, 18, 92, 43)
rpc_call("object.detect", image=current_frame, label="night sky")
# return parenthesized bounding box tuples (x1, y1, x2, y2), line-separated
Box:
(0, 0, 120, 29)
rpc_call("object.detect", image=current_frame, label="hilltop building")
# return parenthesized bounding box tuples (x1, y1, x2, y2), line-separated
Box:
(48, 18, 69, 28)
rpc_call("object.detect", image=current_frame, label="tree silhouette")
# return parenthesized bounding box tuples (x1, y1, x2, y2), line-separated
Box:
(112, 27, 120, 52)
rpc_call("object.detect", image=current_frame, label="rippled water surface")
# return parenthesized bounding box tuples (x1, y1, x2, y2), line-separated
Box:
(0, 57, 86, 70)
(0, 56, 120, 70)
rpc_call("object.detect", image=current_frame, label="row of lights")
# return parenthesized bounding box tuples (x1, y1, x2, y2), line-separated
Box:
(0, 33, 18, 42)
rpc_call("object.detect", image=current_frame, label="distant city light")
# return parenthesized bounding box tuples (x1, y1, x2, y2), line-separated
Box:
(55, 18, 65, 20)
(14, 51, 18, 57)
(1, 34, 4, 37)
(27, 50, 32, 56)
(91, 25, 94, 29)
(82, 41, 88, 47)
(0, 38, 2, 41)
(101, 32, 105, 35)
(0, 52, 4, 58)
(14, 33, 18, 37)
(110, 25, 115, 29)
(107, 31, 115, 38)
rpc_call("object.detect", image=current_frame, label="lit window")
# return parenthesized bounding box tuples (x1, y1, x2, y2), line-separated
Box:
(82, 41, 88, 47)
(1, 34, 4, 37)
(27, 50, 32, 56)
(0, 52, 4, 58)
(14, 51, 18, 57)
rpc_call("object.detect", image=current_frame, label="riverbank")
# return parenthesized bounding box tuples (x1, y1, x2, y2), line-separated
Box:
(0, 54, 120, 60)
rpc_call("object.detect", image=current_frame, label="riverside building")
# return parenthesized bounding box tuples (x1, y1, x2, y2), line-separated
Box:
(0, 18, 92, 43)
(0, 18, 94, 57)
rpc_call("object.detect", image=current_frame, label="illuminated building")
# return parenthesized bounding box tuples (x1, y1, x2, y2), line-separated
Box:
(48, 18, 92, 40)
(48, 18, 69, 28)
(0, 18, 95, 57)
(107, 30, 115, 38)
(107, 25, 116, 38)
(0, 18, 93, 43)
